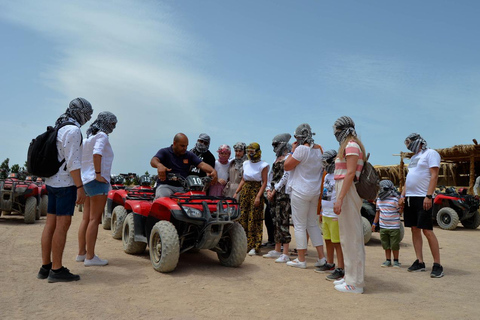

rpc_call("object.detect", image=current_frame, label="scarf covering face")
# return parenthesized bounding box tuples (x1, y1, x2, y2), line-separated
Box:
(405, 133, 427, 153)
(86, 111, 117, 137)
(272, 133, 291, 157)
(246, 142, 262, 163)
(333, 116, 357, 144)
(294, 123, 315, 145)
(55, 97, 93, 126)
(233, 142, 247, 171)
(322, 149, 337, 174)
(217, 144, 231, 164)
(378, 180, 396, 200)
(194, 133, 210, 153)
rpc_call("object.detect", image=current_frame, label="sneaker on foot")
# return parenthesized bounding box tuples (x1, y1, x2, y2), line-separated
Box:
(84, 255, 108, 267)
(263, 250, 281, 258)
(76, 254, 86, 262)
(275, 254, 290, 263)
(314, 257, 327, 267)
(393, 261, 401, 268)
(37, 266, 51, 279)
(286, 258, 306, 269)
(381, 260, 392, 267)
(407, 259, 426, 272)
(326, 268, 345, 281)
(334, 284, 363, 294)
(430, 263, 444, 278)
(47, 267, 80, 283)
(333, 278, 345, 285)
(314, 263, 335, 273)
(248, 249, 257, 256)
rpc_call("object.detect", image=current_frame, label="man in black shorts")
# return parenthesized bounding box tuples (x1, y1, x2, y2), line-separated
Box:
(399, 133, 444, 278)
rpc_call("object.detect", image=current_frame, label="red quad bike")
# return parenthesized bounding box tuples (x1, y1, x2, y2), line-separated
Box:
(120, 174, 247, 273)
(433, 187, 480, 230)
(0, 173, 41, 223)
(29, 176, 48, 217)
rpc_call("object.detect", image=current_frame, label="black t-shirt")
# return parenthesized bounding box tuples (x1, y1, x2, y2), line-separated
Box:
(189, 149, 215, 177)
(154, 146, 202, 187)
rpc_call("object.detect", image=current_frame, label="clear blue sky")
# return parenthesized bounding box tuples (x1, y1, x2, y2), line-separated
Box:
(1, 0, 479, 175)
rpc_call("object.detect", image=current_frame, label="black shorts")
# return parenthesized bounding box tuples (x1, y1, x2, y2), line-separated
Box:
(403, 196, 433, 230)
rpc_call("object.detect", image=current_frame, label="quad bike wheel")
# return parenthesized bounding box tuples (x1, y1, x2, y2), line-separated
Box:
(35, 199, 41, 220)
(102, 203, 111, 230)
(122, 213, 147, 254)
(362, 216, 372, 244)
(24, 197, 37, 224)
(111, 206, 127, 239)
(149, 220, 180, 273)
(40, 195, 48, 216)
(436, 207, 459, 230)
(216, 222, 247, 267)
(461, 211, 480, 229)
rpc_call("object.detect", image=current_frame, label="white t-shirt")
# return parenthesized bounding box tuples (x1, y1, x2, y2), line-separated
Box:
(215, 160, 230, 181)
(81, 132, 114, 185)
(405, 149, 440, 197)
(243, 160, 269, 182)
(289, 145, 323, 197)
(321, 173, 336, 218)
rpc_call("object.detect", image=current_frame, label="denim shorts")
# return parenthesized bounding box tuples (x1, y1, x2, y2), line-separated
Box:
(46, 185, 77, 216)
(84, 180, 111, 197)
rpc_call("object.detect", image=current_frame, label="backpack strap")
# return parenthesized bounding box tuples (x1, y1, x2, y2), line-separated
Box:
(317, 170, 327, 215)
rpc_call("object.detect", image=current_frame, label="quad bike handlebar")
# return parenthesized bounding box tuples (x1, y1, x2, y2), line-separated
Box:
(166, 173, 211, 192)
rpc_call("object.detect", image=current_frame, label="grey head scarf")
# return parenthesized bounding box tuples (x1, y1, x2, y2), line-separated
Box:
(294, 123, 315, 146)
(378, 180, 397, 200)
(55, 97, 93, 127)
(333, 116, 357, 144)
(405, 133, 427, 153)
(86, 111, 118, 137)
(272, 133, 291, 157)
(233, 142, 247, 171)
(322, 149, 337, 174)
(194, 133, 210, 154)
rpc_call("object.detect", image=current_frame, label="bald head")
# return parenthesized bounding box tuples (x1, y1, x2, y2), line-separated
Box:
(173, 133, 189, 156)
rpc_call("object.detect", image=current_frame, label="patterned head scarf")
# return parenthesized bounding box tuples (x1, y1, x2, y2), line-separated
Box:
(333, 116, 357, 144)
(55, 97, 93, 126)
(405, 133, 427, 153)
(232, 142, 247, 171)
(272, 133, 291, 157)
(217, 144, 231, 164)
(294, 123, 315, 146)
(194, 133, 210, 153)
(86, 111, 118, 137)
(233, 142, 246, 153)
(246, 142, 262, 163)
(322, 149, 337, 174)
(378, 180, 397, 200)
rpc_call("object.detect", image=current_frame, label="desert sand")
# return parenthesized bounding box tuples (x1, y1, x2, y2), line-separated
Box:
(1, 209, 479, 320)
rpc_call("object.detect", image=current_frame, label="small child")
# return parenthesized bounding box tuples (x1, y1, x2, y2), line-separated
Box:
(373, 180, 402, 268)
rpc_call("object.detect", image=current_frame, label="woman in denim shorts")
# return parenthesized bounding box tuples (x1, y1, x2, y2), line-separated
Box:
(77, 112, 117, 267)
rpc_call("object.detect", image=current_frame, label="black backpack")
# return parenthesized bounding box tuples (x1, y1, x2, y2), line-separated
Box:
(27, 122, 77, 178)
(354, 153, 380, 200)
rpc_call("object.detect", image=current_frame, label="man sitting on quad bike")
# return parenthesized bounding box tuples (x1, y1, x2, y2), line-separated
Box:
(150, 133, 217, 198)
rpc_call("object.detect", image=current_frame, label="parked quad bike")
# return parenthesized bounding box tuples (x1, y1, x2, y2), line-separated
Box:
(361, 200, 405, 244)
(433, 187, 480, 230)
(0, 173, 42, 223)
(120, 174, 247, 273)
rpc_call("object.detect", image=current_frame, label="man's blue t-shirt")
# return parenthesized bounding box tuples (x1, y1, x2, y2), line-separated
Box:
(154, 146, 202, 187)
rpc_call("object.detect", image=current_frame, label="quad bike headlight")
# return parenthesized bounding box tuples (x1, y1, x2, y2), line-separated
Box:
(183, 206, 203, 218)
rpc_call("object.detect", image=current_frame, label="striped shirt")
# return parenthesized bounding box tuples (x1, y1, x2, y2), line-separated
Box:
(376, 196, 401, 229)
(334, 141, 364, 181)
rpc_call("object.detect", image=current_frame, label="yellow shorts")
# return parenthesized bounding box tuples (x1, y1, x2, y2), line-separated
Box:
(322, 216, 340, 243)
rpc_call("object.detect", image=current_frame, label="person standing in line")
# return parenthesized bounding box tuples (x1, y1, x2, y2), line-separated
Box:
(332, 116, 365, 294)
(399, 133, 444, 278)
(223, 142, 247, 200)
(373, 180, 402, 268)
(189, 133, 216, 178)
(233, 143, 269, 256)
(284, 123, 327, 269)
(209, 144, 231, 196)
(77, 112, 118, 266)
(37, 97, 93, 283)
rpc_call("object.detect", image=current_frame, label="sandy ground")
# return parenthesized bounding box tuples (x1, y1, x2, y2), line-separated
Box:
(1, 208, 479, 320)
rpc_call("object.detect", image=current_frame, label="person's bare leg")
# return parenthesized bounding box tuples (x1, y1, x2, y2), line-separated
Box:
(77, 197, 90, 256)
(86, 195, 107, 259)
(297, 249, 307, 262)
(315, 245, 325, 260)
(51, 215, 72, 269)
(333, 242, 344, 269)
(282, 243, 289, 255)
(423, 229, 441, 264)
(325, 239, 334, 264)
(385, 249, 392, 260)
(411, 227, 424, 262)
(41, 214, 57, 265)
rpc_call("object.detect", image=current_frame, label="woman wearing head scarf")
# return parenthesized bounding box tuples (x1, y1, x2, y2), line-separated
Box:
(331, 116, 366, 294)
(233, 143, 269, 255)
(77, 111, 118, 267)
(284, 123, 327, 269)
(209, 144, 232, 197)
(223, 142, 247, 199)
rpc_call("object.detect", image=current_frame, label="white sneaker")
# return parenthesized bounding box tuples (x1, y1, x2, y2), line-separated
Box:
(263, 250, 281, 258)
(286, 258, 307, 269)
(275, 254, 290, 263)
(334, 284, 364, 294)
(333, 278, 345, 285)
(84, 255, 108, 266)
(248, 249, 257, 256)
(76, 254, 86, 262)
(314, 257, 327, 267)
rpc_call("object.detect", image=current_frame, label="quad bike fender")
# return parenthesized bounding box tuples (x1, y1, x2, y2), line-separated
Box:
(111, 189, 128, 205)
(433, 194, 458, 205)
(124, 199, 153, 216)
(150, 198, 180, 221)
